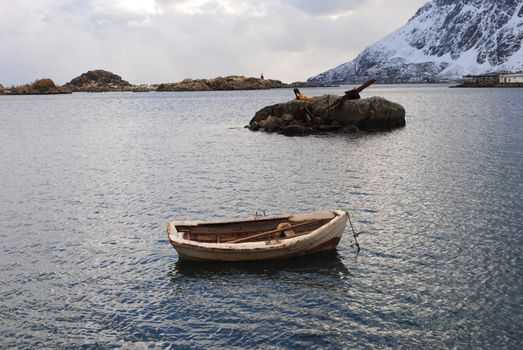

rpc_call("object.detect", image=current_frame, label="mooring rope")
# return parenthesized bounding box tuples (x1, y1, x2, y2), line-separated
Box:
(346, 210, 361, 253)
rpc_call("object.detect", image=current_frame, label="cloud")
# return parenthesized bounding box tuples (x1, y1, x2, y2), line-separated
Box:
(285, 0, 361, 16)
(0, 0, 428, 86)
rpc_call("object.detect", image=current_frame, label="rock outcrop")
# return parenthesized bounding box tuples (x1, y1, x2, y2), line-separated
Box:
(157, 76, 328, 91)
(0, 83, 4, 94)
(65, 70, 132, 92)
(5, 79, 71, 95)
(248, 95, 405, 136)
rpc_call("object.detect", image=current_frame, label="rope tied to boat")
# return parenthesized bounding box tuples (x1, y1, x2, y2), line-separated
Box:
(346, 210, 360, 253)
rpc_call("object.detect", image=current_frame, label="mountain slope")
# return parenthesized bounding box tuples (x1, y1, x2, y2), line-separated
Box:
(309, 0, 523, 83)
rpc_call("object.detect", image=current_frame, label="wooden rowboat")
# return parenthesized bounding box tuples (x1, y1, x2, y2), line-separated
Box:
(167, 210, 348, 262)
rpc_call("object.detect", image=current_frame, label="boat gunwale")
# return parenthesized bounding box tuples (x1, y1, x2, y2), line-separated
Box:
(169, 213, 293, 227)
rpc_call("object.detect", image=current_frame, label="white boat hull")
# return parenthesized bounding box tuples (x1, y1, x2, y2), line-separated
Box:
(167, 210, 347, 262)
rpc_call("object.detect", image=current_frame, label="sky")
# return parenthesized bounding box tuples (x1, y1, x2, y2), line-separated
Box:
(0, 0, 428, 86)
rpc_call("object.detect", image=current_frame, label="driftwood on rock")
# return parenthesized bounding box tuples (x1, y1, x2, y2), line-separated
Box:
(248, 95, 406, 136)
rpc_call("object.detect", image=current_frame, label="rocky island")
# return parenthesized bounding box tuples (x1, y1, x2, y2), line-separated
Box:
(157, 76, 327, 91)
(248, 94, 405, 136)
(64, 70, 134, 92)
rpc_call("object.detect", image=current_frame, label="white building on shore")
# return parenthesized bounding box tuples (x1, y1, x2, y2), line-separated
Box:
(461, 71, 523, 86)
(498, 72, 523, 83)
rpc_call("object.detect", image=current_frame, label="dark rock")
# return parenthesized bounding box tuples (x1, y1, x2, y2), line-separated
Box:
(332, 96, 406, 130)
(253, 99, 309, 123)
(248, 121, 260, 131)
(266, 125, 277, 133)
(316, 119, 341, 129)
(281, 124, 306, 136)
(317, 124, 341, 132)
(289, 120, 304, 126)
(340, 125, 360, 133)
(281, 113, 294, 122)
(259, 116, 282, 129)
(0, 83, 4, 94)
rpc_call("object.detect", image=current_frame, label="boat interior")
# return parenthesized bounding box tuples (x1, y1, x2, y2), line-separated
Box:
(173, 211, 337, 244)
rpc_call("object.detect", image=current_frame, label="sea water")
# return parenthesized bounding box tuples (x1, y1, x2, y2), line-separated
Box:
(0, 85, 522, 348)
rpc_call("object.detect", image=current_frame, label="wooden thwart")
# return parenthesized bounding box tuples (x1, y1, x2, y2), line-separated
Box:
(228, 219, 322, 244)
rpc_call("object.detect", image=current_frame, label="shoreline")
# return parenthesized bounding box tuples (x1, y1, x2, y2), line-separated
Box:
(450, 83, 523, 88)
(0, 70, 335, 96)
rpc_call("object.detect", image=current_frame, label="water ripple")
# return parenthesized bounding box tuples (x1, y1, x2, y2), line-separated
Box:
(0, 87, 522, 348)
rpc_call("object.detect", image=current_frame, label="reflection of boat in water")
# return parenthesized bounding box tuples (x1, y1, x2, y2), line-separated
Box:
(167, 210, 347, 262)
(169, 249, 351, 280)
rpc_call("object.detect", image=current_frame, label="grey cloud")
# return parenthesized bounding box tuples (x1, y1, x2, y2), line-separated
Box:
(0, 0, 428, 86)
(284, 0, 362, 16)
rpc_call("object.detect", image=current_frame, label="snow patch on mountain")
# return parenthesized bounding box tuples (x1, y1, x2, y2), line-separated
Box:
(309, 0, 523, 83)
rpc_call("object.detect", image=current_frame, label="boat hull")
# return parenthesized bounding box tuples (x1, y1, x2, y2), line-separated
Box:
(167, 210, 347, 262)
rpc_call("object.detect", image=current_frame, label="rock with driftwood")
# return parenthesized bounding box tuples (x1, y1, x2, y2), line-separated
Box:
(248, 81, 405, 136)
(249, 95, 406, 135)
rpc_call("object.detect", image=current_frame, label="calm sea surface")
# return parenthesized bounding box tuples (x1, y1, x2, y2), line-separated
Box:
(0, 85, 522, 349)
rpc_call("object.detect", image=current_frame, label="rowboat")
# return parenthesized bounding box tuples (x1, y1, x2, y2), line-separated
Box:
(167, 210, 348, 262)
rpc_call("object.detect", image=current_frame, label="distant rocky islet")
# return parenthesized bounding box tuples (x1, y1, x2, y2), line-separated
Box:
(4, 78, 72, 95)
(156, 76, 324, 91)
(0, 69, 330, 95)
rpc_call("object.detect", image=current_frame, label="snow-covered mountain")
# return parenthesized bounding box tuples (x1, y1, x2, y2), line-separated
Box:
(309, 0, 523, 83)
